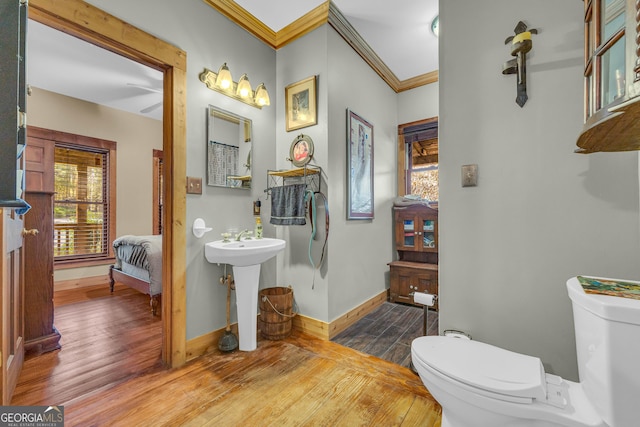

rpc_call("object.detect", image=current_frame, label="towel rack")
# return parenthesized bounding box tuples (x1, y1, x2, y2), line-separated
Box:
(265, 165, 322, 196)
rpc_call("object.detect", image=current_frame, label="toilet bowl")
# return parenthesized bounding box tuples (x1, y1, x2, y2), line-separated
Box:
(412, 336, 604, 427)
(412, 276, 640, 427)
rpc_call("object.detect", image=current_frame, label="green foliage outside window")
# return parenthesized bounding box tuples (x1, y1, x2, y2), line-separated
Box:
(54, 148, 107, 257)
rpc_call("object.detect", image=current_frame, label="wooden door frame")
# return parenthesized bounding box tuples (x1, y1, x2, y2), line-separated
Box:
(153, 149, 164, 235)
(28, 0, 187, 367)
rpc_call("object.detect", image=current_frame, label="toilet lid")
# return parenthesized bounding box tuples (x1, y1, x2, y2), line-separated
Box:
(413, 336, 547, 401)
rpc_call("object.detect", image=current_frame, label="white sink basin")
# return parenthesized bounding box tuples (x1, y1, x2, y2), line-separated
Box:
(205, 238, 286, 267)
(205, 237, 286, 351)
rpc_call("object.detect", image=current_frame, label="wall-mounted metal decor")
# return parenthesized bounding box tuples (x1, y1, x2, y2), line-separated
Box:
(502, 21, 537, 107)
(288, 134, 314, 167)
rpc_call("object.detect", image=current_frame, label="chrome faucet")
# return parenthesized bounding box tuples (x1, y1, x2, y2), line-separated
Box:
(235, 229, 251, 241)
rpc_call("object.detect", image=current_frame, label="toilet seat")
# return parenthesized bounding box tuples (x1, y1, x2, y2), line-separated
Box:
(412, 336, 547, 403)
(412, 336, 606, 427)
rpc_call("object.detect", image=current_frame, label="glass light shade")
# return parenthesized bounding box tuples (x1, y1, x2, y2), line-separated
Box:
(431, 16, 439, 38)
(215, 63, 233, 90)
(236, 74, 252, 98)
(254, 83, 270, 106)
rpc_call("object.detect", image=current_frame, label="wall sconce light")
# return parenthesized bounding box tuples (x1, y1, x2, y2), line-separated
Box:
(200, 64, 271, 109)
(502, 21, 537, 107)
(236, 74, 252, 98)
(215, 63, 233, 90)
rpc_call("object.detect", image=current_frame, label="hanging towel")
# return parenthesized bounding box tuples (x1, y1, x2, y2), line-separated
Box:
(15, 199, 31, 215)
(270, 184, 307, 225)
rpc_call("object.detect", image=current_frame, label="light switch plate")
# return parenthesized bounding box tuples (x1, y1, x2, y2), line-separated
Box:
(186, 176, 202, 194)
(461, 164, 478, 187)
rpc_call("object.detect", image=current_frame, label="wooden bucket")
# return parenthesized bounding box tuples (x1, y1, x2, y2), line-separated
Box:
(259, 287, 295, 340)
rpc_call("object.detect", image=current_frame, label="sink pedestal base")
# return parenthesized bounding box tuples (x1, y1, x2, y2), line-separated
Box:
(232, 264, 261, 351)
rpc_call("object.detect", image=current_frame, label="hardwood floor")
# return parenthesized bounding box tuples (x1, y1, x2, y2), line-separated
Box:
(12, 284, 163, 406)
(12, 285, 442, 426)
(333, 302, 439, 369)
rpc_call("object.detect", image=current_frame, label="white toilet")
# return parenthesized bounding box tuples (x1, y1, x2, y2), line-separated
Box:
(411, 276, 640, 427)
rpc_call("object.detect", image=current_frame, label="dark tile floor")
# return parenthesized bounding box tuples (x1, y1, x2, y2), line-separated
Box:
(332, 301, 439, 369)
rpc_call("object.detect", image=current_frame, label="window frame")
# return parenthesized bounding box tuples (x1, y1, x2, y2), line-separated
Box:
(50, 131, 117, 269)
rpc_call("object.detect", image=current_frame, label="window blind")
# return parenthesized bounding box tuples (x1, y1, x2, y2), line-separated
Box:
(54, 145, 109, 259)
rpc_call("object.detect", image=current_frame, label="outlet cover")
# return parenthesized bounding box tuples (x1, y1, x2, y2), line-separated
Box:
(186, 176, 202, 194)
(461, 164, 478, 187)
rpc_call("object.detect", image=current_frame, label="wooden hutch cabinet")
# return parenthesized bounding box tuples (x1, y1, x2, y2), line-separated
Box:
(23, 130, 61, 355)
(389, 204, 438, 310)
(577, 0, 640, 153)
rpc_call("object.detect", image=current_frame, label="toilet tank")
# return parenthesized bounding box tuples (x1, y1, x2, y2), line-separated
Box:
(567, 276, 640, 427)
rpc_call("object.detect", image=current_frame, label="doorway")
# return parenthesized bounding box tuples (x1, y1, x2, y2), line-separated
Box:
(28, 0, 187, 368)
(395, 117, 439, 339)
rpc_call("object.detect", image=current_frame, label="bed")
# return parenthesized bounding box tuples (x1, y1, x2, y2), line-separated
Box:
(109, 234, 163, 315)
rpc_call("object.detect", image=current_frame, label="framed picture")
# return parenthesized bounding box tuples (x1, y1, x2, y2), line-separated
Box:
(285, 76, 317, 131)
(347, 109, 374, 220)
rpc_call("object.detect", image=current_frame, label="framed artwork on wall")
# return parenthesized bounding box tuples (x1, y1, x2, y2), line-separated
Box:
(347, 109, 374, 220)
(285, 75, 317, 131)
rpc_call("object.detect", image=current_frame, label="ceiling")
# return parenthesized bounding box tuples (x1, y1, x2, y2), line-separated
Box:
(27, 0, 438, 122)
(235, 0, 439, 81)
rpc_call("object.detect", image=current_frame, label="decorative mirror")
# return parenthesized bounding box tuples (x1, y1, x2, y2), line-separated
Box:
(289, 134, 314, 167)
(206, 105, 252, 189)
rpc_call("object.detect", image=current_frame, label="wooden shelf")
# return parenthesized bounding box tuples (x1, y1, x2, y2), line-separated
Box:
(268, 167, 320, 178)
(388, 260, 438, 271)
(576, 97, 640, 153)
(266, 165, 322, 194)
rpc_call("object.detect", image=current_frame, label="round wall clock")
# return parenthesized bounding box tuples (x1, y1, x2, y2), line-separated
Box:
(289, 134, 314, 167)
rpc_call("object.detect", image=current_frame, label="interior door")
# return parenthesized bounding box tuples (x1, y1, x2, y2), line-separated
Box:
(0, 209, 25, 404)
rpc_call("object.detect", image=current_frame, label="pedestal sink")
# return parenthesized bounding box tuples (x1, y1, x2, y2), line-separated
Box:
(205, 237, 286, 351)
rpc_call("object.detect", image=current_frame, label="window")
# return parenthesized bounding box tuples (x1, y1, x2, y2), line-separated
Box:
(398, 118, 438, 202)
(53, 137, 116, 265)
(408, 143, 439, 201)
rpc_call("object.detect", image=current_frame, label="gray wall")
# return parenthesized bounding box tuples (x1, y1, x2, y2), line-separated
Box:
(274, 26, 398, 323)
(86, 0, 277, 339)
(398, 82, 439, 124)
(325, 28, 398, 321)
(80, 2, 640, 381)
(275, 27, 330, 321)
(440, 0, 640, 380)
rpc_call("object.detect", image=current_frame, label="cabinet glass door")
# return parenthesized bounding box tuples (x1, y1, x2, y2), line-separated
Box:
(423, 219, 436, 249)
(600, 35, 625, 107)
(403, 219, 415, 247)
(598, 0, 626, 110)
(584, 0, 627, 122)
(601, 0, 625, 40)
